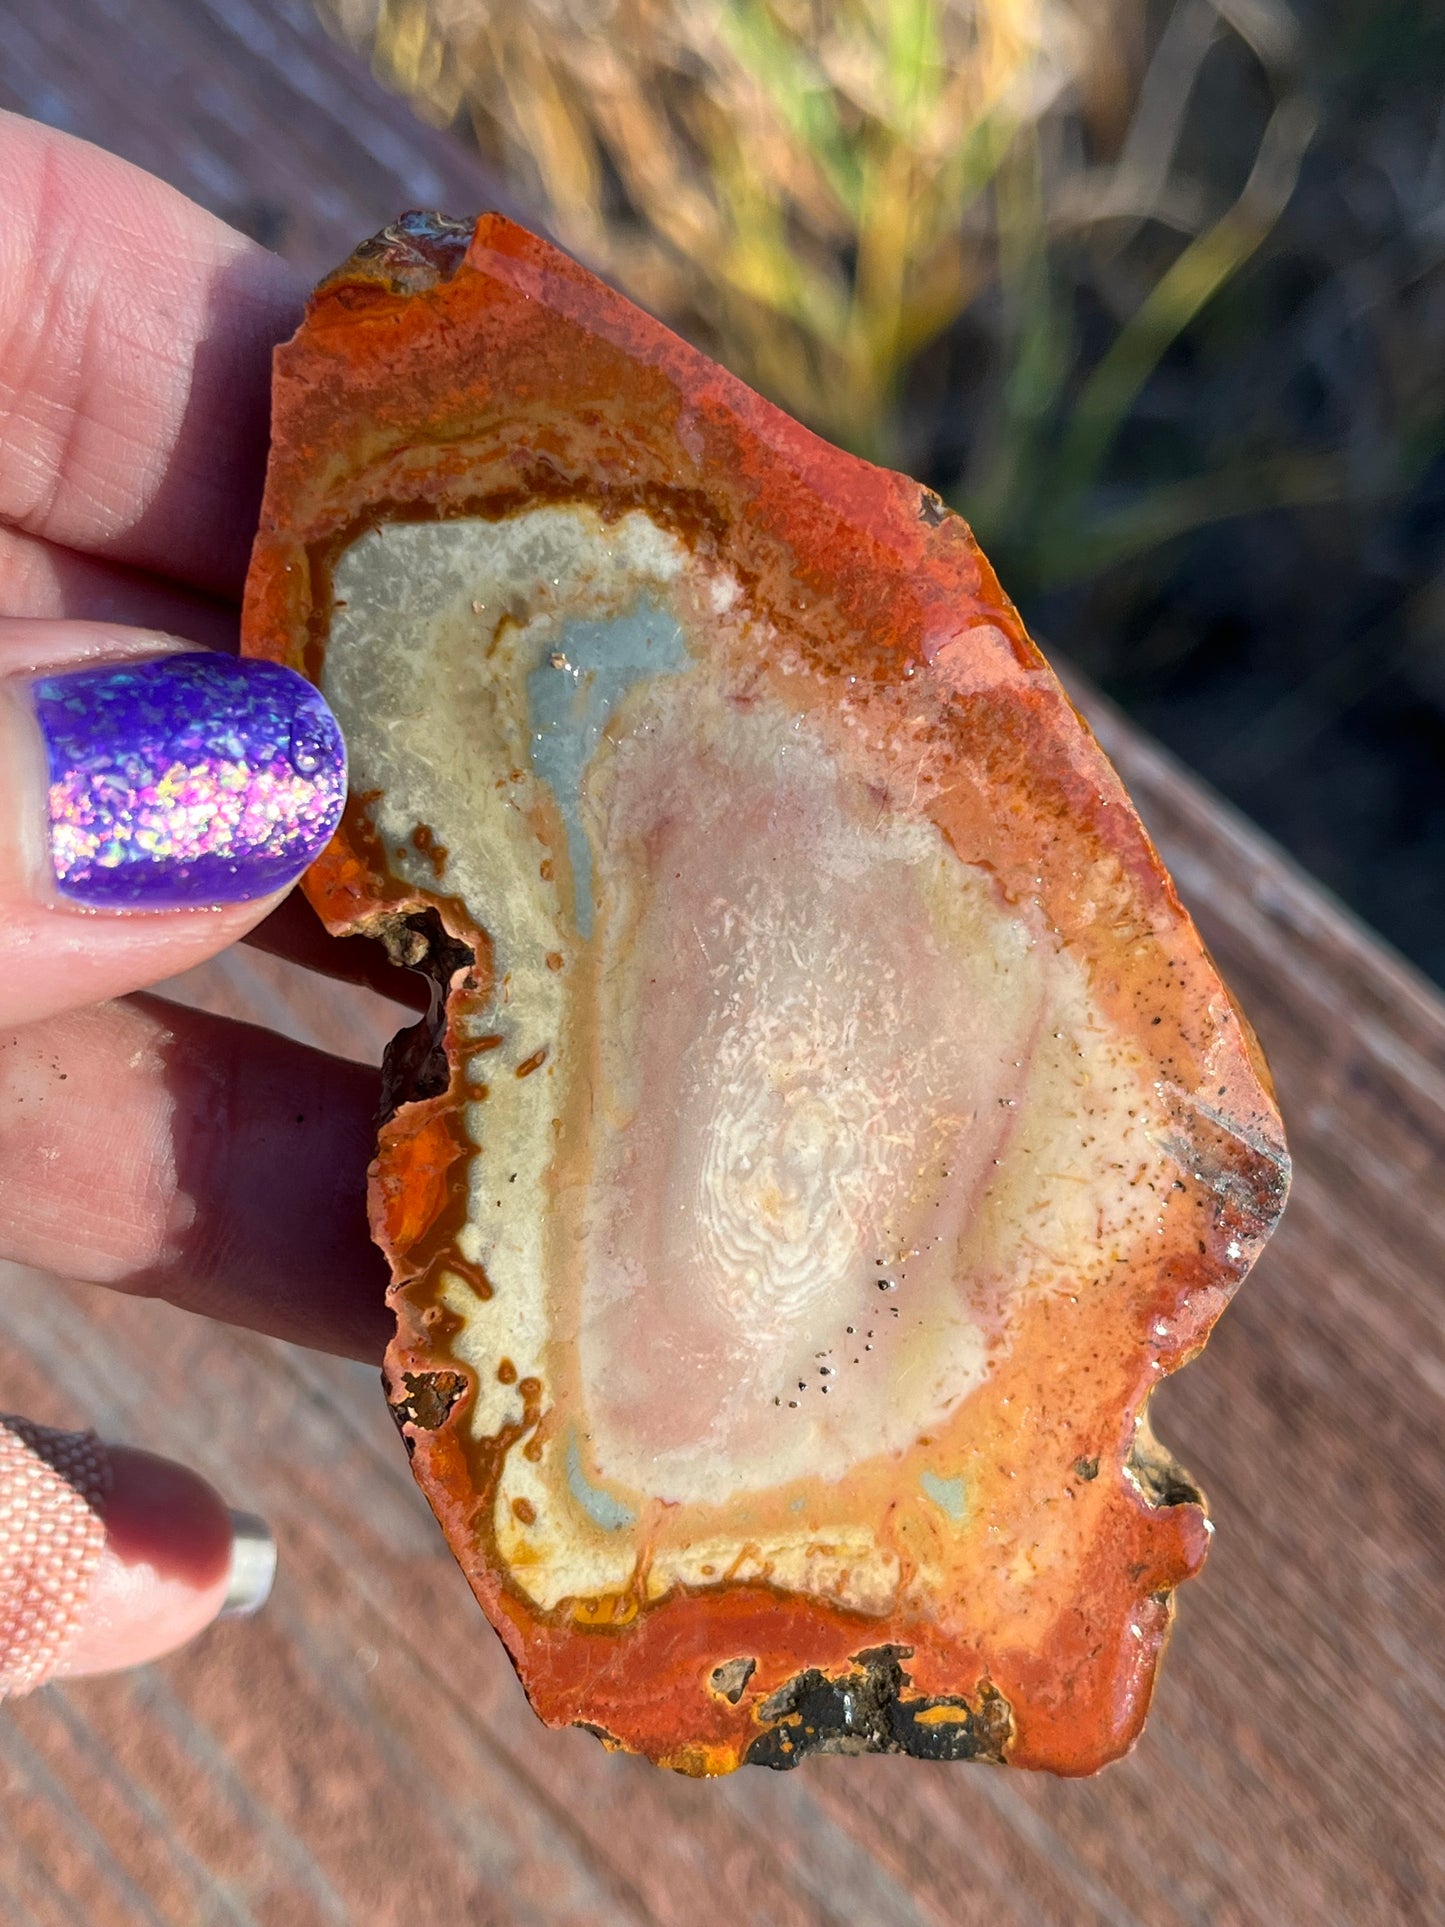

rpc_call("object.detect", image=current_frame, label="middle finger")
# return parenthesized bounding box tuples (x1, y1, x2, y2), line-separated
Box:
(0, 994, 392, 1361)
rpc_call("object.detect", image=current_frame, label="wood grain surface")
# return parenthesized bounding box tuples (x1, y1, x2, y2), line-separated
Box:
(1, 2, 1442, 1921)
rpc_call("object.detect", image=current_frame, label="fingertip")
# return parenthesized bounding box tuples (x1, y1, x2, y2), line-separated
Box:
(58, 1446, 270, 1680)
(29, 651, 346, 911)
(0, 634, 348, 1024)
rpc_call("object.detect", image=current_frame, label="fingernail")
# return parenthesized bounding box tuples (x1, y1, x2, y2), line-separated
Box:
(31, 652, 346, 908)
(221, 1509, 277, 1618)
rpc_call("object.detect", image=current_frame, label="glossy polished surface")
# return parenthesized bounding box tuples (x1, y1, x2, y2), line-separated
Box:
(242, 213, 1288, 1775)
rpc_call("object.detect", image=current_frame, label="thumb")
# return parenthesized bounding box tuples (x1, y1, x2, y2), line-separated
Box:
(0, 624, 346, 1027)
(0, 1417, 275, 1692)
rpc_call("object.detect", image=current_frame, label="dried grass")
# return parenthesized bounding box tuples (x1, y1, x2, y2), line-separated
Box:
(315, 1, 1410, 593)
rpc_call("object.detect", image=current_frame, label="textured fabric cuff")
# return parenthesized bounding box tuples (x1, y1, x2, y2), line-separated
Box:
(0, 1416, 111, 1697)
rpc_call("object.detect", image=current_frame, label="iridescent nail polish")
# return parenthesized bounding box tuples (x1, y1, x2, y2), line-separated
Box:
(32, 652, 347, 909)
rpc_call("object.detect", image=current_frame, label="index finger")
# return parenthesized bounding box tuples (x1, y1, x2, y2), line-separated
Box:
(0, 112, 303, 599)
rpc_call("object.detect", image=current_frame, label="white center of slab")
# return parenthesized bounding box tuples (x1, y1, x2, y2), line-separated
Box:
(319, 504, 1164, 1613)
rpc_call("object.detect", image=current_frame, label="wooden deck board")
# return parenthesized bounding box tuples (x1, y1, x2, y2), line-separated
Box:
(2, 1, 1443, 1919)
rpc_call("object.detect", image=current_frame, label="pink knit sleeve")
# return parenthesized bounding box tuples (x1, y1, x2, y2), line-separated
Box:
(0, 1416, 111, 1697)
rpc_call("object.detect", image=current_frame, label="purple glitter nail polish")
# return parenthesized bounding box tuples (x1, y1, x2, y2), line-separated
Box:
(32, 652, 347, 909)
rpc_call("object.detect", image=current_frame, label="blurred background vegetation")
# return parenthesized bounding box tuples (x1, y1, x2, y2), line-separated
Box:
(319, 0, 1444, 981)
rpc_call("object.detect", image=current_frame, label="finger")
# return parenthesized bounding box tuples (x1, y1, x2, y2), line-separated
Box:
(0, 1421, 274, 1692)
(0, 581, 411, 1013)
(0, 109, 302, 596)
(0, 625, 346, 1027)
(0, 524, 239, 647)
(0, 995, 393, 1362)
(60, 1449, 274, 1680)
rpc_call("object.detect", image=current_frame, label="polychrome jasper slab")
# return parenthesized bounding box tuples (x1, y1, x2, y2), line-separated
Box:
(242, 213, 1289, 1776)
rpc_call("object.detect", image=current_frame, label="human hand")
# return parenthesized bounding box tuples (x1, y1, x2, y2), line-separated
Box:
(0, 112, 403, 1692)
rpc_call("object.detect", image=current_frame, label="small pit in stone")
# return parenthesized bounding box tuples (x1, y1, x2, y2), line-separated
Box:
(709, 1657, 757, 1705)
